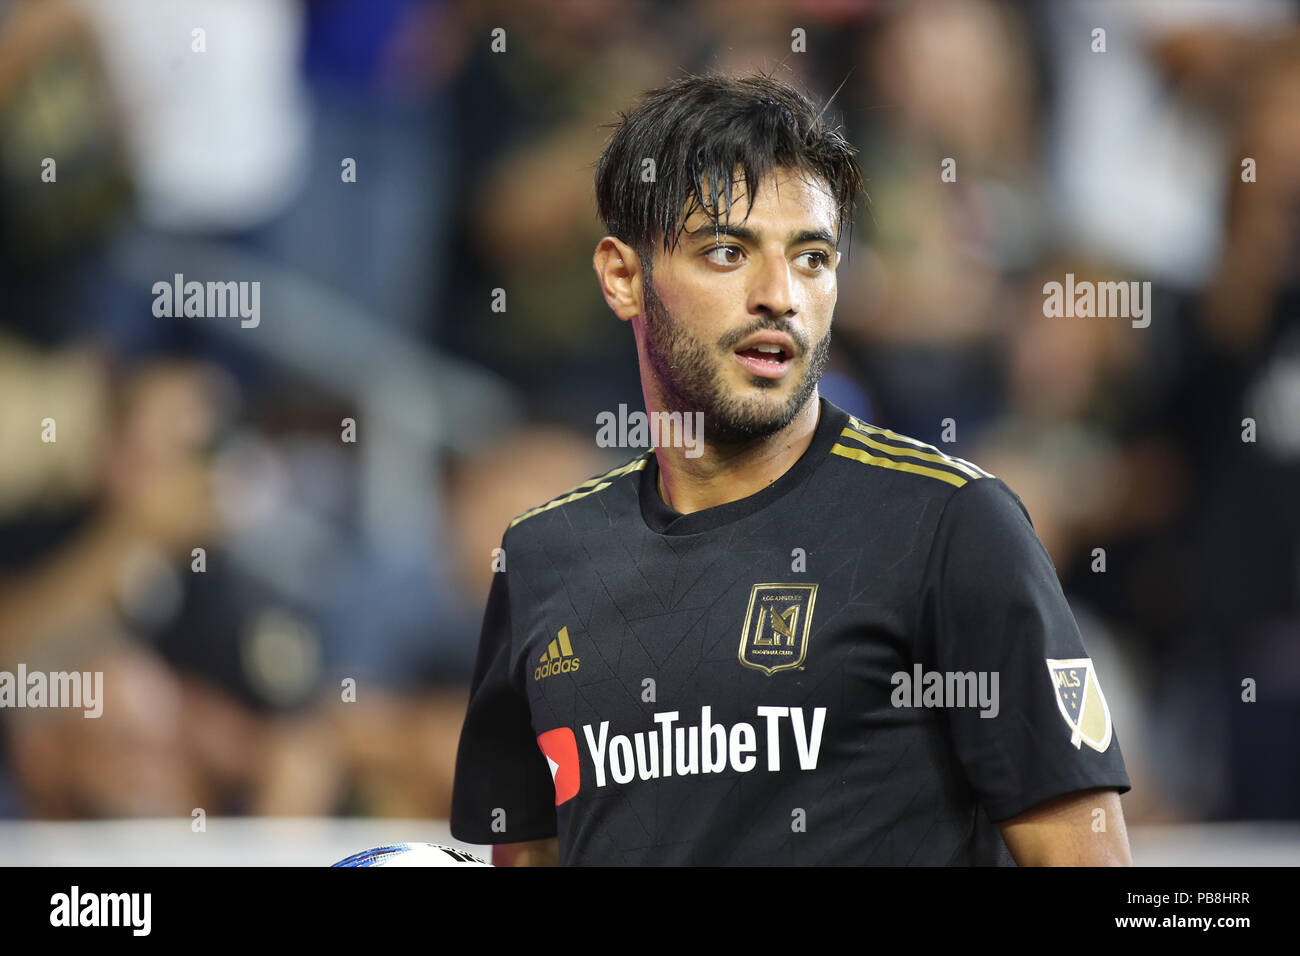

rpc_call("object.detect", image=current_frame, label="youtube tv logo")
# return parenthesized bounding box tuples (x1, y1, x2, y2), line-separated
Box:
(536, 727, 581, 805)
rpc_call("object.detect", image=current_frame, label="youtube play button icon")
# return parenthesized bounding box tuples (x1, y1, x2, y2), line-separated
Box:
(536, 727, 581, 805)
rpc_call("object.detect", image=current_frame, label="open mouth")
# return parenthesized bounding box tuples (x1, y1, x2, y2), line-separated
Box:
(734, 343, 793, 379)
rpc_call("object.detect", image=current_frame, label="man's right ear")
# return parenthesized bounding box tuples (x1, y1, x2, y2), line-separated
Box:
(592, 237, 644, 321)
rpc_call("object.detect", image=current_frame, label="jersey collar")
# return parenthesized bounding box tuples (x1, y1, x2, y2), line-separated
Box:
(638, 396, 849, 536)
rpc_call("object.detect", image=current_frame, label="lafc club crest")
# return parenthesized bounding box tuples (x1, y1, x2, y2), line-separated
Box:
(1046, 658, 1114, 753)
(738, 583, 818, 676)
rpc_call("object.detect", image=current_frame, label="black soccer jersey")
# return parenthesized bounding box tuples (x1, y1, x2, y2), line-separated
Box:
(450, 397, 1131, 865)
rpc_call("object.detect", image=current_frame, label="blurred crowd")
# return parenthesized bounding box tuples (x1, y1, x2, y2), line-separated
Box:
(0, 0, 1297, 827)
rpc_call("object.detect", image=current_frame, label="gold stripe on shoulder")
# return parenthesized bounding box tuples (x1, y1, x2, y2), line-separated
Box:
(509, 452, 650, 528)
(838, 427, 981, 480)
(843, 417, 993, 480)
(830, 442, 968, 488)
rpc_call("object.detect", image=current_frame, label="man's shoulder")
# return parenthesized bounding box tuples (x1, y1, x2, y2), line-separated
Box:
(821, 408, 998, 499)
(504, 449, 652, 539)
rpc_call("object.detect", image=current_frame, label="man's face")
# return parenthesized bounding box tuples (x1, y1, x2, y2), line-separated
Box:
(636, 167, 840, 445)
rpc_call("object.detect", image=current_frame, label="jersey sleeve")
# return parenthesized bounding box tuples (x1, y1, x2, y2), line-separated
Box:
(449, 547, 558, 845)
(922, 478, 1131, 823)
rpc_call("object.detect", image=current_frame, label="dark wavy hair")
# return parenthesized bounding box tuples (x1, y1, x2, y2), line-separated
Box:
(594, 71, 864, 272)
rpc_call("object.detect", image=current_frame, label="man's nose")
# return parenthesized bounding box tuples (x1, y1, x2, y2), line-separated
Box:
(748, 254, 796, 317)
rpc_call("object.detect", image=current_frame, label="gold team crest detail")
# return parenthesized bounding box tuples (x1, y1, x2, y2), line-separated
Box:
(1046, 658, 1114, 753)
(738, 584, 818, 676)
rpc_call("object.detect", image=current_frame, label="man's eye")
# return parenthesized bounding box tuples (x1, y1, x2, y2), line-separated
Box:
(704, 245, 743, 266)
(798, 251, 829, 271)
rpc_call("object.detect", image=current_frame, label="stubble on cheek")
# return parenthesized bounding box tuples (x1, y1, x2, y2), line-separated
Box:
(641, 281, 833, 445)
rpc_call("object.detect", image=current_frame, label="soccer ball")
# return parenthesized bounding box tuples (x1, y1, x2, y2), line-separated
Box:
(331, 843, 491, 867)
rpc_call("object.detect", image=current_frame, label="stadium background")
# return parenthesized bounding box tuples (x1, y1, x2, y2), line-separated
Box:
(0, 0, 1298, 865)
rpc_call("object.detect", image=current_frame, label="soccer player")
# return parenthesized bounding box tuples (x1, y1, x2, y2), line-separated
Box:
(450, 73, 1132, 866)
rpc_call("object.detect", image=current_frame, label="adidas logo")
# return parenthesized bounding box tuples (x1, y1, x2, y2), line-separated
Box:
(535, 626, 581, 681)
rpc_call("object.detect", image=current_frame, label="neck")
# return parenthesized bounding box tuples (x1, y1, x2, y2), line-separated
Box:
(652, 393, 822, 515)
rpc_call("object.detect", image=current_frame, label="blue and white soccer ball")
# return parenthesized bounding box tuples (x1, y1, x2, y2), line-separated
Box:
(332, 843, 492, 867)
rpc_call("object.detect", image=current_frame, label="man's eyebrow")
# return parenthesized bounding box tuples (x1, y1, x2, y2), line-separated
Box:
(682, 223, 837, 246)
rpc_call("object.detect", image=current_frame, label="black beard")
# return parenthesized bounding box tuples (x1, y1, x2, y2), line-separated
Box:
(641, 279, 831, 446)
